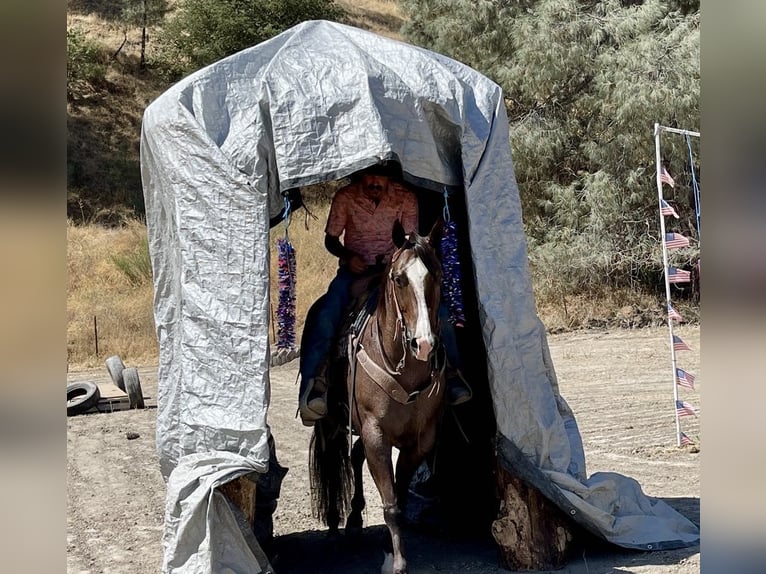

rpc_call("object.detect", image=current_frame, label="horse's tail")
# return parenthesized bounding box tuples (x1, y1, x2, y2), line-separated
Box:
(309, 415, 352, 532)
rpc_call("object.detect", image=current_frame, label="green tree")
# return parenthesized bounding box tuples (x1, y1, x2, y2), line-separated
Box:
(157, 0, 342, 77)
(401, 0, 699, 293)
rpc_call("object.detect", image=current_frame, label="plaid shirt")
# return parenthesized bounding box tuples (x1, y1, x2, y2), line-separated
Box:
(325, 181, 418, 266)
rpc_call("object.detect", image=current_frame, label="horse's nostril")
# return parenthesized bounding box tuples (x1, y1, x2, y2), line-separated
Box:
(409, 339, 418, 351)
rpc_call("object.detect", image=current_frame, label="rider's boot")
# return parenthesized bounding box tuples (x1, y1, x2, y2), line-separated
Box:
(446, 368, 472, 406)
(299, 374, 328, 426)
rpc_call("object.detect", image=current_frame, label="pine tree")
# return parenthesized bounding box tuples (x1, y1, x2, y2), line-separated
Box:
(400, 0, 699, 293)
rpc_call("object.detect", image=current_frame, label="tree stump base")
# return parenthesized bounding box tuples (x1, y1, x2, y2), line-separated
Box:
(492, 459, 577, 571)
(219, 473, 258, 527)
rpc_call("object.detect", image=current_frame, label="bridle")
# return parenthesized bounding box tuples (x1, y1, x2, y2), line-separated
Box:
(382, 242, 440, 373)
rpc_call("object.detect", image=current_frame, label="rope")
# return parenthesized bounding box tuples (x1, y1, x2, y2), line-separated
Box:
(685, 134, 701, 242)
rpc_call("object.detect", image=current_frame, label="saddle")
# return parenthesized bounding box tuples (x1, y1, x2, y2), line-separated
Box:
(333, 270, 383, 360)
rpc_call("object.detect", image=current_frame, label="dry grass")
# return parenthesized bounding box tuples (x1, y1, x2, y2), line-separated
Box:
(336, 0, 404, 39)
(67, 220, 157, 367)
(67, 210, 696, 368)
(67, 201, 337, 368)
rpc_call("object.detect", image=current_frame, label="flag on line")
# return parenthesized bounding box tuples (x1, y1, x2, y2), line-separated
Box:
(665, 232, 690, 249)
(679, 432, 694, 446)
(668, 267, 691, 284)
(668, 304, 683, 322)
(673, 335, 691, 351)
(676, 400, 698, 417)
(676, 368, 696, 390)
(661, 199, 680, 219)
(660, 166, 675, 187)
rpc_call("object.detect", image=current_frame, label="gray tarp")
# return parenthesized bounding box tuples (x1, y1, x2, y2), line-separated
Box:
(140, 20, 699, 573)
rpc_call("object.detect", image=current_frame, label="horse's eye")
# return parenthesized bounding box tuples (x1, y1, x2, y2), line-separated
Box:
(393, 274, 407, 288)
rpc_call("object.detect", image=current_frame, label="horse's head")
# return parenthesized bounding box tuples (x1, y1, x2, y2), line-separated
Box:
(387, 219, 443, 362)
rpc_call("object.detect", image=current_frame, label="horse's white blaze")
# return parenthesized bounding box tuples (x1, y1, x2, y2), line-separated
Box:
(404, 257, 433, 361)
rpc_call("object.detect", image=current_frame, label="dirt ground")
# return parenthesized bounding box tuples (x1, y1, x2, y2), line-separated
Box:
(66, 326, 700, 574)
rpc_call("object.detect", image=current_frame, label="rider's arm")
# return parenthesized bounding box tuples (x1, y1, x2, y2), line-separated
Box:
(325, 233, 353, 260)
(325, 234, 367, 274)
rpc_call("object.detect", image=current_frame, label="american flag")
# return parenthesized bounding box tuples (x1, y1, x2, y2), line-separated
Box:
(660, 199, 680, 219)
(665, 232, 690, 249)
(668, 267, 691, 284)
(668, 304, 683, 322)
(673, 335, 691, 351)
(679, 432, 694, 446)
(676, 400, 698, 417)
(660, 166, 675, 187)
(676, 368, 696, 390)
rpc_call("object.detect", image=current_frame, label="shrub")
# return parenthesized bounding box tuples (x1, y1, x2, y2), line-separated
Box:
(156, 0, 343, 78)
(67, 26, 107, 100)
(111, 236, 153, 286)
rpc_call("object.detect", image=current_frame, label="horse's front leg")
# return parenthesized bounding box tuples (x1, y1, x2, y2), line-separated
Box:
(393, 444, 429, 515)
(361, 423, 407, 574)
(346, 437, 366, 536)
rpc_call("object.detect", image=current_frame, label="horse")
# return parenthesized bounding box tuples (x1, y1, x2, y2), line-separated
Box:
(309, 218, 446, 574)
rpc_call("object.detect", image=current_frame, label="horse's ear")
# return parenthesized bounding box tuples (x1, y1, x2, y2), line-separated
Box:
(392, 219, 406, 248)
(428, 218, 444, 246)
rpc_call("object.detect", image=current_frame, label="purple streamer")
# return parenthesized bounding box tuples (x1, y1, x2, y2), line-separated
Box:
(276, 237, 297, 350)
(441, 220, 465, 327)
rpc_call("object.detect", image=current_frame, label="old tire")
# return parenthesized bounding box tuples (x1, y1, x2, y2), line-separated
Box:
(123, 367, 145, 409)
(67, 381, 101, 416)
(105, 355, 126, 391)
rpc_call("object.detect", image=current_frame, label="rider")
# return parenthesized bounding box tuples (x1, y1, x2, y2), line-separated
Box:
(298, 162, 472, 425)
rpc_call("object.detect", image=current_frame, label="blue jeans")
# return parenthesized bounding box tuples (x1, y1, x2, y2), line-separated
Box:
(300, 267, 462, 386)
(300, 267, 355, 385)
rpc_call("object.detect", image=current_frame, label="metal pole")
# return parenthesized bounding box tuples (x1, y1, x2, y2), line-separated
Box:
(654, 123, 681, 447)
(656, 125, 700, 138)
(93, 315, 99, 358)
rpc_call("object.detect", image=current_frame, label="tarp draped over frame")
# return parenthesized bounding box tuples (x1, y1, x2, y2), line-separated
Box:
(141, 20, 699, 573)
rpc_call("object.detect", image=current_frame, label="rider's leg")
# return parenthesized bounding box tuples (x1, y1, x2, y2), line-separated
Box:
(299, 267, 353, 422)
(439, 303, 472, 406)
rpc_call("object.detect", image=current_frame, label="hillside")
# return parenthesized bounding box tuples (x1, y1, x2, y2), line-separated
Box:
(66, 1, 404, 222)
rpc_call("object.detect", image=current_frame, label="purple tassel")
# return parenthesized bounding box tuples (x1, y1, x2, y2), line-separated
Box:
(441, 220, 465, 327)
(276, 237, 297, 350)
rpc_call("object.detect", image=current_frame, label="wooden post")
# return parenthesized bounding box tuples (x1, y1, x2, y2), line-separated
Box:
(219, 474, 258, 527)
(492, 459, 577, 571)
(220, 473, 278, 573)
(93, 315, 99, 357)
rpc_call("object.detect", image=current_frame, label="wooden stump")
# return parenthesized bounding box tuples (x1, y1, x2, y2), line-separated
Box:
(492, 460, 577, 571)
(220, 473, 277, 574)
(220, 473, 258, 527)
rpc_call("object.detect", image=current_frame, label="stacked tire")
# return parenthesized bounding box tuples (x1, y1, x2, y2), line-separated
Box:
(66, 381, 101, 416)
(66, 354, 146, 416)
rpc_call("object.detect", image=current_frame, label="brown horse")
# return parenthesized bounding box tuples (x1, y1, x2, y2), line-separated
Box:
(309, 219, 446, 574)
